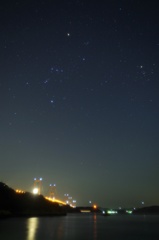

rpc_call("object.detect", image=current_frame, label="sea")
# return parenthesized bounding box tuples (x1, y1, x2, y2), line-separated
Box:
(0, 214, 159, 240)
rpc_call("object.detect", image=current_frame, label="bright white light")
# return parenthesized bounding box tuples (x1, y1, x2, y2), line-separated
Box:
(33, 188, 39, 194)
(107, 210, 118, 215)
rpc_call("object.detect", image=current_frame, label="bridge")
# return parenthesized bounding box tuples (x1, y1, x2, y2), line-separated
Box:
(16, 189, 68, 206)
(15, 178, 76, 207)
(45, 196, 66, 205)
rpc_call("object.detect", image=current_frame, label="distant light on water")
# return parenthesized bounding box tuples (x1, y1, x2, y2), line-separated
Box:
(107, 210, 118, 215)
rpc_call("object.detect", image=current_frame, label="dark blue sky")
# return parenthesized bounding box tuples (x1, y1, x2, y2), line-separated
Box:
(1, 0, 159, 208)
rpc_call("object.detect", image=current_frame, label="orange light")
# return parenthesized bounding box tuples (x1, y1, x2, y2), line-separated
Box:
(16, 189, 25, 193)
(93, 205, 97, 209)
(45, 197, 66, 205)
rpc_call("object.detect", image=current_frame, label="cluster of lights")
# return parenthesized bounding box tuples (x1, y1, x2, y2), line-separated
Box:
(107, 210, 118, 215)
(64, 193, 76, 207)
(102, 209, 133, 215)
(16, 189, 25, 194)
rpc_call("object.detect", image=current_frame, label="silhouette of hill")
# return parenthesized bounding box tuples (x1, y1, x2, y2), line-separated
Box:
(0, 182, 66, 217)
(133, 206, 159, 215)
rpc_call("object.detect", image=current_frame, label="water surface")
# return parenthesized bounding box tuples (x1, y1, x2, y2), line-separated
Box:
(0, 214, 159, 240)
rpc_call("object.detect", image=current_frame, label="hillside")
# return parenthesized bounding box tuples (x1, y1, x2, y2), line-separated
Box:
(0, 182, 66, 217)
(133, 206, 159, 215)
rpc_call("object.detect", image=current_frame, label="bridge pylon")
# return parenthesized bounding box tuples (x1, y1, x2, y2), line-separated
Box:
(33, 177, 43, 195)
(49, 184, 57, 199)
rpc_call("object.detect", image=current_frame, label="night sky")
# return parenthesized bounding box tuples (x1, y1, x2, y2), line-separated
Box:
(1, 0, 159, 208)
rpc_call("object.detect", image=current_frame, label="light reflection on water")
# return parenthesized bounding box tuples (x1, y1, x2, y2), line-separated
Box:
(0, 214, 159, 240)
(93, 213, 97, 240)
(27, 217, 39, 240)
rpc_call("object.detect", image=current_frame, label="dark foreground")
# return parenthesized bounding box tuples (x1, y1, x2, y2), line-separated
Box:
(0, 214, 159, 240)
(0, 182, 66, 217)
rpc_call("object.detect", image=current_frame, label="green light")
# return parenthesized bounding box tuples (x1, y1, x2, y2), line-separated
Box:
(126, 210, 132, 214)
(107, 210, 118, 214)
